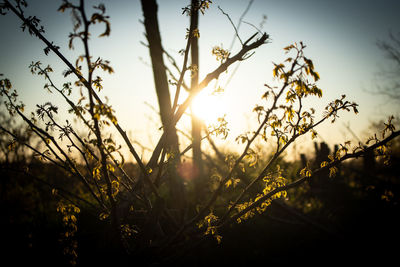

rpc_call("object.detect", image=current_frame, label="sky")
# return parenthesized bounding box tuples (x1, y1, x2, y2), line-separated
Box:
(0, 0, 399, 161)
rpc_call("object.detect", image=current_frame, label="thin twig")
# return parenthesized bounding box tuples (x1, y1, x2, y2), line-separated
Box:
(218, 5, 243, 46)
(229, 0, 254, 50)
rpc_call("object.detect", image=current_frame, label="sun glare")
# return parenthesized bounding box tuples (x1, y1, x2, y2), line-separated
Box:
(191, 89, 227, 125)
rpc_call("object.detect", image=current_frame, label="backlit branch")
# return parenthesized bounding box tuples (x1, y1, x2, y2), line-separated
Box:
(146, 32, 269, 168)
(218, 129, 400, 228)
(3, 0, 153, 193)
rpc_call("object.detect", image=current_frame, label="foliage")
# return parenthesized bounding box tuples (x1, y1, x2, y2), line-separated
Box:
(1, 0, 400, 265)
(57, 201, 80, 266)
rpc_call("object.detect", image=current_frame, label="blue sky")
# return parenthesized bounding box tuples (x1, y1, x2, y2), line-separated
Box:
(0, 0, 399, 160)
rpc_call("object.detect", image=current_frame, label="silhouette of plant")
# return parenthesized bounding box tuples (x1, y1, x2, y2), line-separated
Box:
(0, 0, 399, 265)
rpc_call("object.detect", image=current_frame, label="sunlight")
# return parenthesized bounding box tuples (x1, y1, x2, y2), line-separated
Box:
(191, 87, 227, 125)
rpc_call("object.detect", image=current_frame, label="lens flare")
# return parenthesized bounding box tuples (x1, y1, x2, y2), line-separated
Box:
(191, 89, 227, 125)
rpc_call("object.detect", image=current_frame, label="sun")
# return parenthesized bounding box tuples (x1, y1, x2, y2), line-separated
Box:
(191, 89, 227, 125)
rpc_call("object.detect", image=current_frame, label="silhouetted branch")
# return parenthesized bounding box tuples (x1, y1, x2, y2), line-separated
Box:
(218, 129, 400, 228)
(146, 32, 269, 169)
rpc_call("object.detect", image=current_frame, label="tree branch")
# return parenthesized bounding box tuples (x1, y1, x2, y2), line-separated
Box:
(218, 129, 400, 228)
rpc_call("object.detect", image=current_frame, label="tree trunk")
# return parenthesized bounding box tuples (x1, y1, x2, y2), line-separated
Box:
(140, 0, 180, 155)
(190, 0, 204, 201)
(140, 0, 185, 220)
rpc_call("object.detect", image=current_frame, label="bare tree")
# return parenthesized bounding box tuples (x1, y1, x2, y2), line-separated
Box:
(374, 31, 400, 102)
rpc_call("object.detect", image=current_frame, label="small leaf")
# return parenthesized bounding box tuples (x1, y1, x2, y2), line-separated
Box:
(225, 179, 232, 188)
(99, 212, 109, 221)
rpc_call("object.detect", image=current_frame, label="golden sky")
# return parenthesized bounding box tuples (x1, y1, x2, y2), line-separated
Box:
(1, 0, 399, 160)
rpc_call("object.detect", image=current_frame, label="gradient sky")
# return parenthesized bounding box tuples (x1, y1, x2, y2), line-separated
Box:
(1, 0, 399, 160)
